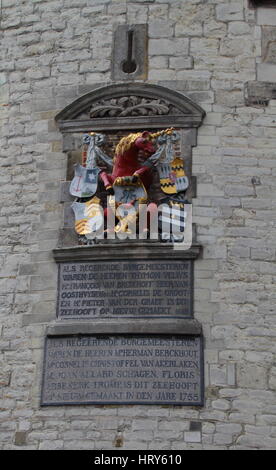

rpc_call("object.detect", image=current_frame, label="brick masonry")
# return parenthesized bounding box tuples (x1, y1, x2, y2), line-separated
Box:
(0, 0, 276, 450)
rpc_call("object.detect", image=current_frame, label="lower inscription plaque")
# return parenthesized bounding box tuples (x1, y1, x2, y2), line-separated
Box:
(41, 335, 203, 406)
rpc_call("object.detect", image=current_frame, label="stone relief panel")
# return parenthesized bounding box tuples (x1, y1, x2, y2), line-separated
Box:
(55, 84, 205, 248)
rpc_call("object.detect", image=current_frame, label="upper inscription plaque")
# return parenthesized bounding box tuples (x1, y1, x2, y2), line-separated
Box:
(57, 259, 193, 320)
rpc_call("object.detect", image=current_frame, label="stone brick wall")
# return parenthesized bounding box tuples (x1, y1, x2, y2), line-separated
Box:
(0, 0, 276, 450)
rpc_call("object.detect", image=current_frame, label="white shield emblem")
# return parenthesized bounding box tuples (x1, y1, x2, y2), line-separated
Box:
(71, 197, 103, 235)
(69, 164, 100, 198)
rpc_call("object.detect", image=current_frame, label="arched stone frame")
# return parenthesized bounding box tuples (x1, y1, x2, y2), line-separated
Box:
(54, 82, 206, 249)
(55, 83, 205, 130)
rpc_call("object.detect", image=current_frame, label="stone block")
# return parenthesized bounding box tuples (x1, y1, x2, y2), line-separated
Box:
(216, 3, 244, 22)
(237, 434, 276, 449)
(39, 440, 64, 449)
(169, 56, 194, 70)
(216, 89, 244, 107)
(184, 431, 202, 443)
(17, 33, 40, 46)
(269, 367, 276, 390)
(14, 432, 27, 446)
(0, 83, 9, 105)
(237, 364, 268, 389)
(258, 415, 276, 426)
(216, 423, 242, 435)
(229, 245, 250, 258)
(251, 247, 275, 260)
(257, 63, 276, 82)
(212, 399, 231, 411)
(257, 8, 276, 26)
(229, 413, 255, 425)
(149, 38, 189, 56)
(220, 38, 249, 57)
(213, 433, 233, 445)
(149, 56, 168, 69)
(203, 20, 227, 38)
(224, 184, 255, 197)
(148, 70, 176, 81)
(228, 21, 251, 36)
(245, 425, 271, 436)
(148, 21, 174, 38)
(149, 4, 169, 19)
(158, 420, 190, 432)
(196, 183, 224, 198)
(0, 371, 11, 387)
(191, 38, 219, 57)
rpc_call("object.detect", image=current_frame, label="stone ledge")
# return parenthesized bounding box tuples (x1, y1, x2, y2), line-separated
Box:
(46, 318, 202, 336)
(53, 242, 202, 262)
(22, 312, 55, 327)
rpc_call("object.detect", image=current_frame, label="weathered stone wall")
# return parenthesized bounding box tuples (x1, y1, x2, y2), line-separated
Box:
(0, 0, 276, 450)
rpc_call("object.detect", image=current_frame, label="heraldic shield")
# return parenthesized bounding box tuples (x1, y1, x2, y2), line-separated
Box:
(158, 198, 187, 241)
(69, 164, 100, 198)
(71, 196, 103, 235)
(158, 157, 189, 195)
(113, 176, 148, 206)
(112, 176, 148, 234)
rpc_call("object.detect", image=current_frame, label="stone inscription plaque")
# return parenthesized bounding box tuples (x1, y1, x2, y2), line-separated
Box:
(41, 335, 203, 406)
(57, 260, 193, 319)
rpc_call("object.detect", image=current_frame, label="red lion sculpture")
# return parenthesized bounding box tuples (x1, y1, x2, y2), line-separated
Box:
(99, 131, 157, 194)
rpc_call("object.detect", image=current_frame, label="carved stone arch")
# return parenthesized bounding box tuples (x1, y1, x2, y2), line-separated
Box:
(55, 83, 206, 133)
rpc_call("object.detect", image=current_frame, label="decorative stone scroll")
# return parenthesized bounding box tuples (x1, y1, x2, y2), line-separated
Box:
(89, 96, 178, 118)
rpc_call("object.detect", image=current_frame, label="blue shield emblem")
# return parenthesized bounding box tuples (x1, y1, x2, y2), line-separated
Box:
(113, 176, 147, 207)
